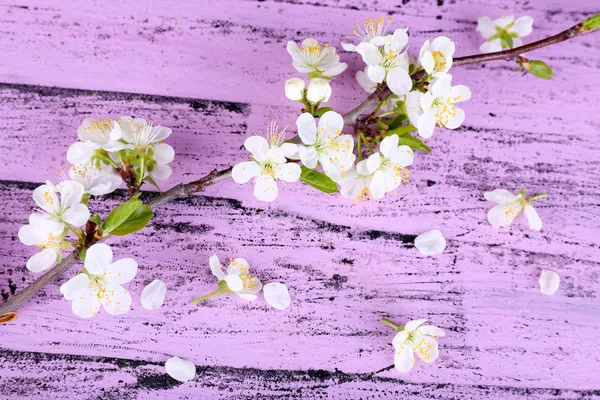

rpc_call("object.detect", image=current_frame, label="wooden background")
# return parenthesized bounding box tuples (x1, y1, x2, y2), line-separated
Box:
(1, 0, 599, 398)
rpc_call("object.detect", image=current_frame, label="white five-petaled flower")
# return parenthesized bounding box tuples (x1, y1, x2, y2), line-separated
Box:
(356, 135, 414, 199)
(67, 118, 132, 165)
(32, 180, 90, 227)
(416, 74, 471, 139)
(60, 243, 138, 318)
(341, 16, 393, 52)
(392, 319, 445, 373)
(418, 36, 455, 78)
(356, 28, 412, 96)
(477, 15, 534, 53)
(356, 67, 399, 112)
(209, 255, 263, 301)
(287, 38, 347, 79)
(18, 214, 66, 272)
(296, 111, 355, 182)
(338, 166, 373, 201)
(232, 122, 301, 202)
(484, 189, 543, 231)
(119, 116, 175, 180)
(63, 162, 122, 196)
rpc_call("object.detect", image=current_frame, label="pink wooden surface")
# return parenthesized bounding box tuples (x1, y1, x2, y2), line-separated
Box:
(1, 0, 600, 398)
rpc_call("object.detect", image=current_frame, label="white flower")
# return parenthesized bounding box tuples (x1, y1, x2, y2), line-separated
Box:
(59, 243, 138, 318)
(356, 28, 412, 96)
(405, 90, 424, 128)
(165, 356, 196, 382)
(64, 162, 122, 196)
(415, 230, 446, 255)
(356, 67, 399, 112)
(263, 282, 291, 310)
(338, 166, 373, 201)
(392, 319, 445, 373)
(342, 16, 393, 52)
(119, 117, 175, 181)
(18, 214, 66, 272)
(417, 74, 471, 139)
(539, 270, 560, 296)
(285, 77, 306, 101)
(356, 135, 413, 199)
(232, 122, 301, 202)
(418, 36, 455, 78)
(209, 255, 262, 301)
(296, 111, 355, 182)
(477, 16, 534, 53)
(484, 189, 543, 231)
(140, 279, 167, 310)
(67, 118, 132, 165)
(286, 38, 347, 79)
(306, 78, 332, 103)
(32, 180, 90, 227)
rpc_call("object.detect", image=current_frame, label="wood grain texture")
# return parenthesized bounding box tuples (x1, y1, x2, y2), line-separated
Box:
(1, 0, 600, 398)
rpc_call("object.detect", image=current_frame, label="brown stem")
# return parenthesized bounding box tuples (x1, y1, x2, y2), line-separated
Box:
(0, 167, 232, 319)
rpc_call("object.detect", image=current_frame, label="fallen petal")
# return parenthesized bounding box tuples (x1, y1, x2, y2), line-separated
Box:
(264, 282, 291, 310)
(165, 356, 196, 382)
(140, 279, 167, 310)
(539, 270, 560, 296)
(415, 230, 446, 255)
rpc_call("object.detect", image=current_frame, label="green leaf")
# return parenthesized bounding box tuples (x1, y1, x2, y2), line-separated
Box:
(397, 135, 431, 152)
(300, 166, 338, 194)
(582, 13, 600, 31)
(387, 124, 417, 136)
(526, 60, 554, 80)
(101, 198, 153, 236)
(313, 107, 333, 117)
(89, 215, 102, 226)
(144, 175, 161, 191)
(385, 114, 408, 130)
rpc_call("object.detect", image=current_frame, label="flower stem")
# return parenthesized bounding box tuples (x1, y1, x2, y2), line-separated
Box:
(64, 223, 84, 241)
(359, 132, 375, 154)
(357, 133, 362, 161)
(189, 280, 231, 305)
(381, 317, 404, 331)
(527, 193, 548, 202)
(138, 154, 145, 186)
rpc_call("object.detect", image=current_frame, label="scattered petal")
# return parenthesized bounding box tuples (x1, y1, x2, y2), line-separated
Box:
(264, 282, 291, 310)
(165, 356, 196, 382)
(415, 230, 446, 255)
(539, 270, 560, 296)
(140, 280, 168, 310)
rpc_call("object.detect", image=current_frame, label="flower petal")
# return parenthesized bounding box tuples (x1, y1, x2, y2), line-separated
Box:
(415, 230, 446, 256)
(443, 107, 465, 130)
(417, 325, 446, 338)
(379, 135, 398, 158)
(480, 39, 503, 53)
(539, 270, 560, 296)
(56, 180, 85, 208)
(448, 85, 471, 103)
(26, 249, 57, 272)
(299, 146, 319, 169)
(244, 136, 270, 160)
(152, 164, 173, 180)
(394, 346, 416, 373)
(484, 189, 518, 204)
(88, 174, 122, 196)
(101, 284, 132, 315)
(487, 202, 522, 227)
(420, 51, 435, 74)
(524, 204, 542, 231)
(263, 282, 291, 310)
(209, 255, 226, 280)
(413, 335, 440, 363)
(394, 145, 414, 167)
(317, 111, 344, 138)
(476, 16, 497, 39)
(154, 143, 175, 165)
(224, 274, 244, 292)
(67, 142, 101, 165)
(71, 287, 102, 318)
(61, 203, 90, 227)
(276, 163, 301, 183)
(140, 280, 167, 310)
(417, 111, 436, 139)
(296, 113, 317, 145)
(367, 65, 386, 84)
(85, 243, 113, 274)
(60, 273, 90, 300)
(232, 161, 261, 184)
(356, 69, 376, 94)
(356, 42, 381, 66)
(405, 318, 428, 331)
(254, 175, 278, 202)
(165, 356, 196, 382)
(365, 153, 382, 174)
(370, 170, 386, 199)
(105, 258, 138, 285)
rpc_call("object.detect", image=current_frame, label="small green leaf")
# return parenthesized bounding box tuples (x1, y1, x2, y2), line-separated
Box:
(300, 166, 338, 194)
(526, 60, 554, 79)
(388, 124, 417, 137)
(397, 135, 431, 152)
(89, 215, 102, 226)
(101, 198, 153, 236)
(385, 114, 408, 130)
(313, 107, 333, 117)
(582, 13, 600, 31)
(144, 175, 161, 191)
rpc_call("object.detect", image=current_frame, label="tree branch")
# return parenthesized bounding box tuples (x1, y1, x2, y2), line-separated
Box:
(0, 167, 233, 319)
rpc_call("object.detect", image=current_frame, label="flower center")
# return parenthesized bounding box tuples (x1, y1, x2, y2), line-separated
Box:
(431, 50, 447, 71)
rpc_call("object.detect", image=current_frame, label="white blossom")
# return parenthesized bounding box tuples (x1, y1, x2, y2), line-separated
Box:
(209, 255, 262, 301)
(356, 28, 412, 96)
(18, 214, 66, 272)
(484, 189, 543, 231)
(67, 118, 132, 165)
(296, 111, 354, 182)
(356, 67, 399, 112)
(287, 38, 347, 79)
(232, 122, 300, 202)
(338, 166, 373, 201)
(59, 243, 138, 318)
(63, 162, 122, 196)
(416, 74, 471, 139)
(306, 78, 332, 104)
(32, 180, 90, 227)
(285, 77, 306, 101)
(418, 36, 455, 78)
(356, 135, 414, 199)
(415, 230, 446, 255)
(477, 15, 534, 53)
(264, 282, 291, 310)
(165, 356, 196, 382)
(392, 319, 445, 373)
(539, 270, 560, 296)
(140, 279, 168, 310)
(341, 16, 393, 52)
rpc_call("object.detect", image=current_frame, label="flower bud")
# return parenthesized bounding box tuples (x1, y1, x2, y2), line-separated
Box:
(284, 77, 306, 101)
(306, 78, 332, 103)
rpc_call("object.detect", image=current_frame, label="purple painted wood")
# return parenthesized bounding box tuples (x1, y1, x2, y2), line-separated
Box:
(1, 0, 600, 398)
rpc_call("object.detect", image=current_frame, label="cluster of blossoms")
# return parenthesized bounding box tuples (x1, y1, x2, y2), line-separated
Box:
(477, 15, 534, 53)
